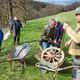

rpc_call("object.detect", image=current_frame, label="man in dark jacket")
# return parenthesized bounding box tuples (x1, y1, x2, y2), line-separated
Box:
(0, 28, 4, 54)
(55, 18, 64, 47)
(10, 16, 23, 45)
(38, 18, 57, 50)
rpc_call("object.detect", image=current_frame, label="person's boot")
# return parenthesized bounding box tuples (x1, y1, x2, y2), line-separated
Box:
(17, 43, 20, 46)
(13, 42, 15, 45)
(0, 47, 1, 54)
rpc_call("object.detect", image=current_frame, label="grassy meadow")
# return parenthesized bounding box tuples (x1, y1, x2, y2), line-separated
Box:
(0, 10, 78, 80)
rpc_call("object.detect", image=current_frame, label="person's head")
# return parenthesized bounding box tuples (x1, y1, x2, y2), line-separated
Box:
(49, 18, 56, 28)
(75, 6, 80, 22)
(55, 18, 60, 26)
(14, 16, 18, 21)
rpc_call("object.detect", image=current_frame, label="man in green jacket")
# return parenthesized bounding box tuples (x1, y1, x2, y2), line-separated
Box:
(38, 18, 57, 50)
(63, 6, 80, 80)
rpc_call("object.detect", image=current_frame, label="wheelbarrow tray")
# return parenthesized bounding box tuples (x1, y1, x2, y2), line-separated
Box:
(34, 51, 66, 69)
(8, 46, 26, 61)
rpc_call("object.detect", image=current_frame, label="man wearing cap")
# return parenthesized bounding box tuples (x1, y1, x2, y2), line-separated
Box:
(63, 6, 80, 80)
(55, 18, 64, 48)
(38, 18, 57, 50)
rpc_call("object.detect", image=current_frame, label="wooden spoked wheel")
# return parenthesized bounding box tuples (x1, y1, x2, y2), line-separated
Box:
(41, 47, 65, 65)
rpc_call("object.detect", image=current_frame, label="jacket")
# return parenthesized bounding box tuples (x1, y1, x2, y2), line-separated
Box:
(0, 29, 4, 41)
(38, 24, 57, 42)
(66, 23, 80, 55)
(56, 22, 64, 41)
(10, 20, 22, 34)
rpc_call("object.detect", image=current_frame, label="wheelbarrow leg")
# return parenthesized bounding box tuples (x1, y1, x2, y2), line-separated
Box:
(12, 61, 14, 69)
(9, 61, 12, 69)
(23, 59, 27, 69)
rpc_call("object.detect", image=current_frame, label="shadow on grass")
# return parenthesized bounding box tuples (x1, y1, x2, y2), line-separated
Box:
(58, 59, 73, 77)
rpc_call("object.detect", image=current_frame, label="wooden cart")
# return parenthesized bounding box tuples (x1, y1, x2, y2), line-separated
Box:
(34, 47, 66, 73)
(0, 43, 30, 69)
(34, 45, 80, 80)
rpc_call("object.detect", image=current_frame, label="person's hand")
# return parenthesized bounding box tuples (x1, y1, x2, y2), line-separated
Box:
(58, 39, 61, 42)
(21, 28, 22, 30)
(10, 31, 11, 33)
(53, 40, 56, 44)
(48, 38, 52, 42)
(65, 40, 71, 48)
(63, 23, 70, 30)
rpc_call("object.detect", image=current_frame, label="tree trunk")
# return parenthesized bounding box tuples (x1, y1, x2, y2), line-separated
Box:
(8, 0, 13, 27)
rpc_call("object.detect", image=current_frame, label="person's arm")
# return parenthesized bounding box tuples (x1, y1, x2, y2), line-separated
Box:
(53, 27, 57, 41)
(63, 23, 80, 44)
(66, 27, 80, 43)
(41, 27, 48, 40)
(65, 39, 72, 47)
(10, 21, 13, 33)
(1, 29, 3, 39)
(19, 21, 23, 29)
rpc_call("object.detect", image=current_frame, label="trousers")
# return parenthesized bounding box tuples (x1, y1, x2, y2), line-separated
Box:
(72, 56, 80, 80)
(13, 32, 20, 44)
(42, 42, 53, 50)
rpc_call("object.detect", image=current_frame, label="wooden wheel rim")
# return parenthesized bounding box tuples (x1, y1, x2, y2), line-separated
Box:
(41, 47, 65, 65)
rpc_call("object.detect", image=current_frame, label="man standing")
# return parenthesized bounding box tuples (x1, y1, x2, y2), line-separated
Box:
(0, 28, 3, 54)
(38, 18, 57, 50)
(63, 6, 80, 80)
(10, 16, 23, 45)
(55, 18, 64, 47)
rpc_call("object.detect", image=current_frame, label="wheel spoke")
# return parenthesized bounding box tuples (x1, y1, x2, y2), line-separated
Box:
(41, 47, 65, 64)
(50, 51, 54, 55)
(49, 57, 51, 62)
(56, 55, 60, 57)
(43, 55, 48, 57)
(56, 52, 60, 54)
(55, 57, 59, 61)
(44, 57, 49, 60)
(53, 58, 55, 63)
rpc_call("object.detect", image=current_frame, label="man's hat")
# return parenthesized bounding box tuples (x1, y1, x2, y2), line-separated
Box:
(75, 6, 80, 15)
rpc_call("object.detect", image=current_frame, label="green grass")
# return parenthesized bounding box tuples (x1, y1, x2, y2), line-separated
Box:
(0, 11, 77, 80)
(1, 27, 9, 34)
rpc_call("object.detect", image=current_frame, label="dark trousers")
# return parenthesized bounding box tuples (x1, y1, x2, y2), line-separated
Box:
(13, 33, 20, 44)
(72, 56, 80, 80)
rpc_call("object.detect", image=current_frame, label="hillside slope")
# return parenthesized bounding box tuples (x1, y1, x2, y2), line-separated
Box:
(0, 10, 77, 80)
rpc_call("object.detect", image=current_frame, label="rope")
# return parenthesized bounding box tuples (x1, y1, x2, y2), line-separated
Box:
(13, 43, 31, 59)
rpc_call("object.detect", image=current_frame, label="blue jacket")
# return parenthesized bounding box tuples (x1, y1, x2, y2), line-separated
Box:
(56, 22, 64, 41)
(0, 28, 3, 41)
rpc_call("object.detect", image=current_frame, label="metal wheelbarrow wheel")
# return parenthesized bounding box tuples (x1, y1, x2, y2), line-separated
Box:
(41, 47, 65, 65)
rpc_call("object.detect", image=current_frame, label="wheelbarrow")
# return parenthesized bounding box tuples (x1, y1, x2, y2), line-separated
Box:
(34, 46, 66, 72)
(34, 30, 80, 80)
(0, 43, 30, 69)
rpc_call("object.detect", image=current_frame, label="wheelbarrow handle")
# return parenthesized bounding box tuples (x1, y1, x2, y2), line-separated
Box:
(0, 60, 11, 63)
